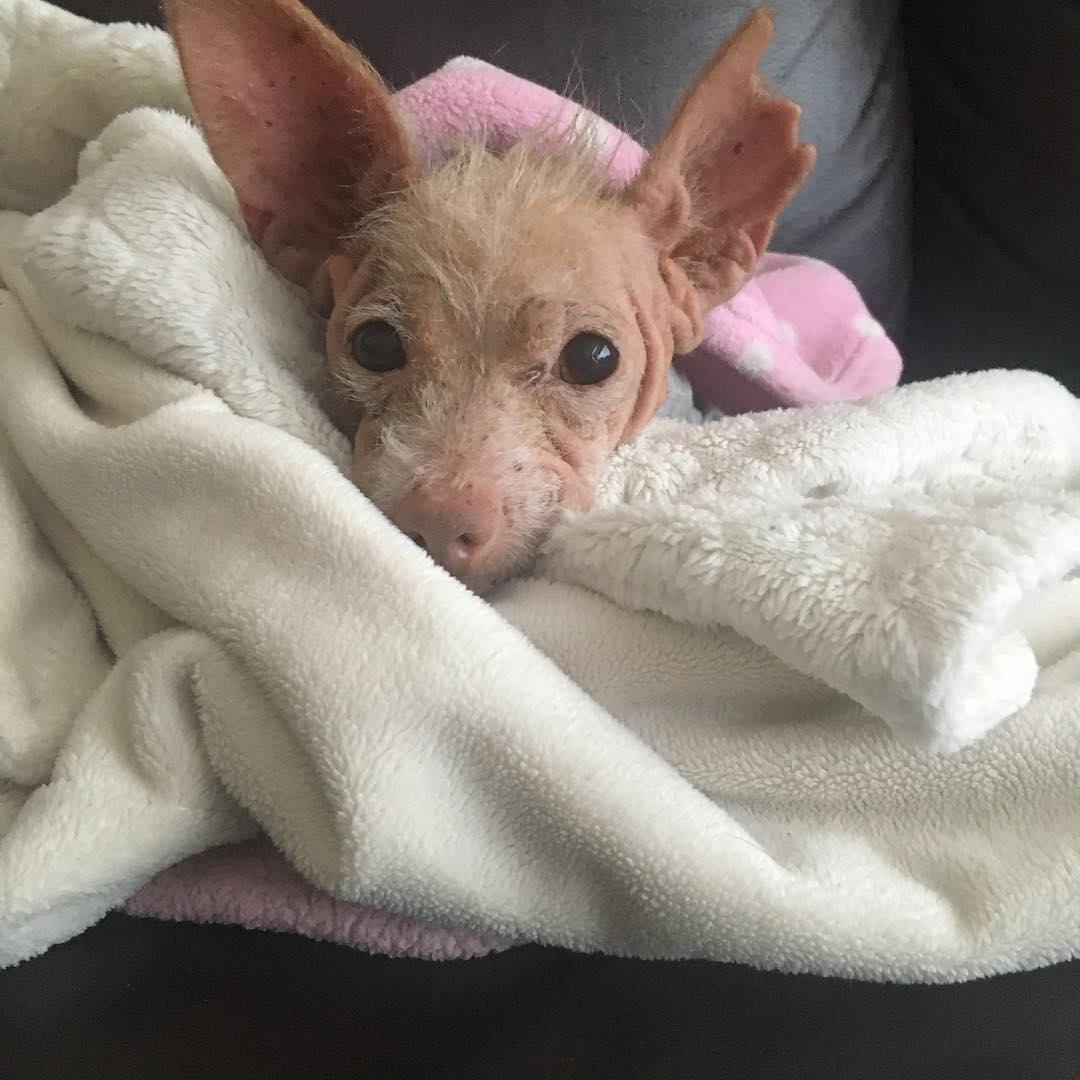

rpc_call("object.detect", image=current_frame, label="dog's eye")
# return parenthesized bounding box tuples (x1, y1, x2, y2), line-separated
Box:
(351, 320, 407, 373)
(559, 333, 619, 386)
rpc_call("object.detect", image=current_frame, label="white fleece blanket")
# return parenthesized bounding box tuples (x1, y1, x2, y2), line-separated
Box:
(4, 0, 1080, 981)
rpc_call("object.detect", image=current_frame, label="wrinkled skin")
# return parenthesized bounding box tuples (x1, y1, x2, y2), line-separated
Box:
(321, 153, 679, 592)
(166, 0, 813, 592)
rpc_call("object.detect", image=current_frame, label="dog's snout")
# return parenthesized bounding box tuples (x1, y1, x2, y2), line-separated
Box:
(391, 484, 505, 584)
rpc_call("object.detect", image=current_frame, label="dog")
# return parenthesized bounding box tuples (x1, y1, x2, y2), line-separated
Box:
(164, 0, 814, 593)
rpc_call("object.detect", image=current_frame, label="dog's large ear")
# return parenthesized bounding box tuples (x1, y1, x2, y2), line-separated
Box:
(164, 0, 415, 296)
(627, 8, 815, 351)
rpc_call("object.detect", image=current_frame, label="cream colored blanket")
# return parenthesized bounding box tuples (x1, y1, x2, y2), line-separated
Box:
(3, 0, 1080, 981)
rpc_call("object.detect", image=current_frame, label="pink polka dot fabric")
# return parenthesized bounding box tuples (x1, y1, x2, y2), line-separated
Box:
(125, 59, 901, 959)
(679, 253, 901, 414)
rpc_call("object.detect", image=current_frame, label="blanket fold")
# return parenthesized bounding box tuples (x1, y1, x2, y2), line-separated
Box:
(2, 0, 1080, 983)
(541, 374, 1080, 751)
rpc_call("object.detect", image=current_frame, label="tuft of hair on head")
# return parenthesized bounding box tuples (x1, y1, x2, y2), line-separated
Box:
(348, 117, 624, 320)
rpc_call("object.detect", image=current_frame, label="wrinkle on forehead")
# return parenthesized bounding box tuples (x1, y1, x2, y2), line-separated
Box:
(349, 133, 635, 327)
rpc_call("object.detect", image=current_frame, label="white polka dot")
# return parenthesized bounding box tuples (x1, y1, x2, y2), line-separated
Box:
(779, 321, 798, 345)
(853, 313, 885, 337)
(735, 339, 773, 375)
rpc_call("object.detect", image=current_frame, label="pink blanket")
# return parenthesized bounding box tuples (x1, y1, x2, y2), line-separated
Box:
(126, 838, 508, 959)
(125, 59, 902, 958)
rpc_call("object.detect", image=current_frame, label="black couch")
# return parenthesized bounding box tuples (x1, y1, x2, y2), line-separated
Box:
(3, 2, 1079, 1077)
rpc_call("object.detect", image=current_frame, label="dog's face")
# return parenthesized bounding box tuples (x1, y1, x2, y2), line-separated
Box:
(325, 145, 678, 591)
(166, 0, 813, 593)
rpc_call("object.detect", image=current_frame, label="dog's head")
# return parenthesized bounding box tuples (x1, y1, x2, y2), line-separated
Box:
(166, 0, 813, 593)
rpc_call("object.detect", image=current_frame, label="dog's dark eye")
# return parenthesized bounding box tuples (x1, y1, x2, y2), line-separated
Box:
(351, 320, 407, 373)
(559, 333, 619, 386)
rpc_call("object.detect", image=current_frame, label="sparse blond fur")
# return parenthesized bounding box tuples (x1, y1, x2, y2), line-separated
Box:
(169, 0, 812, 592)
(350, 126, 625, 327)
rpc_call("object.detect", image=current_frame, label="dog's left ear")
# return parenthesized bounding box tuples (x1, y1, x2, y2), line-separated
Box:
(165, 0, 415, 302)
(627, 8, 815, 351)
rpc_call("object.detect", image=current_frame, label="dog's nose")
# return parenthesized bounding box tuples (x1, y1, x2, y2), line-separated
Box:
(391, 484, 504, 583)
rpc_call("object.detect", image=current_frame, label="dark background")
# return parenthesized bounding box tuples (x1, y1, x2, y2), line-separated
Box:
(5, 913, 1080, 1079)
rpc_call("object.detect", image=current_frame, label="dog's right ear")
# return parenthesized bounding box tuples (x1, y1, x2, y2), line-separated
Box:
(164, 0, 415, 302)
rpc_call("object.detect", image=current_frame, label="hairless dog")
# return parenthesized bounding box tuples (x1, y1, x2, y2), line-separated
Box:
(165, 0, 814, 593)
